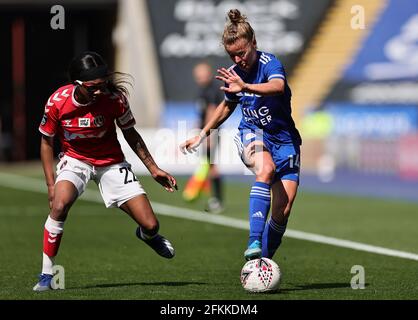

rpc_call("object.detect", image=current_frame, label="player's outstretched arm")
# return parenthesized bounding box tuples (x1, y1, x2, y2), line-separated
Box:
(180, 100, 237, 154)
(216, 68, 285, 96)
(40, 135, 56, 209)
(122, 127, 177, 192)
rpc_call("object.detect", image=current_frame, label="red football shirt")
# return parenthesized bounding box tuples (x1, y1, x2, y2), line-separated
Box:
(39, 84, 136, 166)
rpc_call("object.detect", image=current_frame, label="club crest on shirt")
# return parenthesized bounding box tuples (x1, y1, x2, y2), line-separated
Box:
(78, 118, 90, 127)
(63, 119, 72, 127)
(93, 115, 105, 127)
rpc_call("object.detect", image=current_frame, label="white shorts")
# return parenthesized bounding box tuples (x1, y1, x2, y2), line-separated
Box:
(55, 155, 146, 208)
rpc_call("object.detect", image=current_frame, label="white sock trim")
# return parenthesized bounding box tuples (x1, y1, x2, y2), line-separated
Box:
(42, 253, 54, 275)
(45, 215, 64, 234)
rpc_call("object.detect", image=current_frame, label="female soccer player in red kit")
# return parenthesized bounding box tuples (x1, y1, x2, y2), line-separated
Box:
(33, 52, 177, 291)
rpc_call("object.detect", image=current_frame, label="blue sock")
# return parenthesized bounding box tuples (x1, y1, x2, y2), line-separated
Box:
(262, 217, 288, 258)
(248, 181, 271, 246)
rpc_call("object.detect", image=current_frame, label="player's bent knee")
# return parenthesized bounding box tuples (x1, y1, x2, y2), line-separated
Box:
(283, 206, 292, 218)
(50, 201, 71, 220)
(271, 204, 292, 224)
(275, 201, 288, 215)
(282, 201, 294, 218)
(256, 164, 276, 183)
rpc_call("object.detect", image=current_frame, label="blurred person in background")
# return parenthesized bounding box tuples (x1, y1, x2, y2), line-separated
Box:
(180, 9, 302, 261)
(182, 62, 225, 214)
(33, 51, 177, 291)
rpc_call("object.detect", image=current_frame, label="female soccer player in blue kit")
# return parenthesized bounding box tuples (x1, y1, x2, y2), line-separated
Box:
(180, 9, 302, 261)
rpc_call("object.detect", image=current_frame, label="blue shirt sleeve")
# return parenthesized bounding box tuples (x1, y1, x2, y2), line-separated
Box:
(264, 57, 286, 81)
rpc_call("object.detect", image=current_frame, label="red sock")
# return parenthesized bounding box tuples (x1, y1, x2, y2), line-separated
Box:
(43, 228, 63, 257)
(43, 216, 64, 258)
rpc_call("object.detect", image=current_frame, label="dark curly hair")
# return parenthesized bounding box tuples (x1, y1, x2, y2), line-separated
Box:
(68, 51, 132, 97)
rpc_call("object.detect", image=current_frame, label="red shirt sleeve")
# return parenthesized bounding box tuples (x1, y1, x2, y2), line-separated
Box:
(39, 97, 59, 137)
(116, 95, 136, 129)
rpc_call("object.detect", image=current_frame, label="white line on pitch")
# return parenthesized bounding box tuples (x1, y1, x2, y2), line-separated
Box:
(1, 171, 418, 262)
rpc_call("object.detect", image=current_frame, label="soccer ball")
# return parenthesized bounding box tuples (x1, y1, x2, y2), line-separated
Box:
(240, 258, 281, 293)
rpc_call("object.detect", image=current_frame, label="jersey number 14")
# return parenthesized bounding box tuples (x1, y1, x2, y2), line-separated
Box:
(288, 154, 300, 169)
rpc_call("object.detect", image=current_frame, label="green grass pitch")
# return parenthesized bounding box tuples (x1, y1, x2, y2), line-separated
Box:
(0, 166, 417, 300)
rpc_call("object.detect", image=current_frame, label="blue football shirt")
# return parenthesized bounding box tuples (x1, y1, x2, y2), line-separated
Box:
(224, 51, 302, 145)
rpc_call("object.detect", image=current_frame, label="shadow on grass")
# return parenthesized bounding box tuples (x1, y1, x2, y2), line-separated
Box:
(76, 281, 208, 289)
(279, 282, 370, 293)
